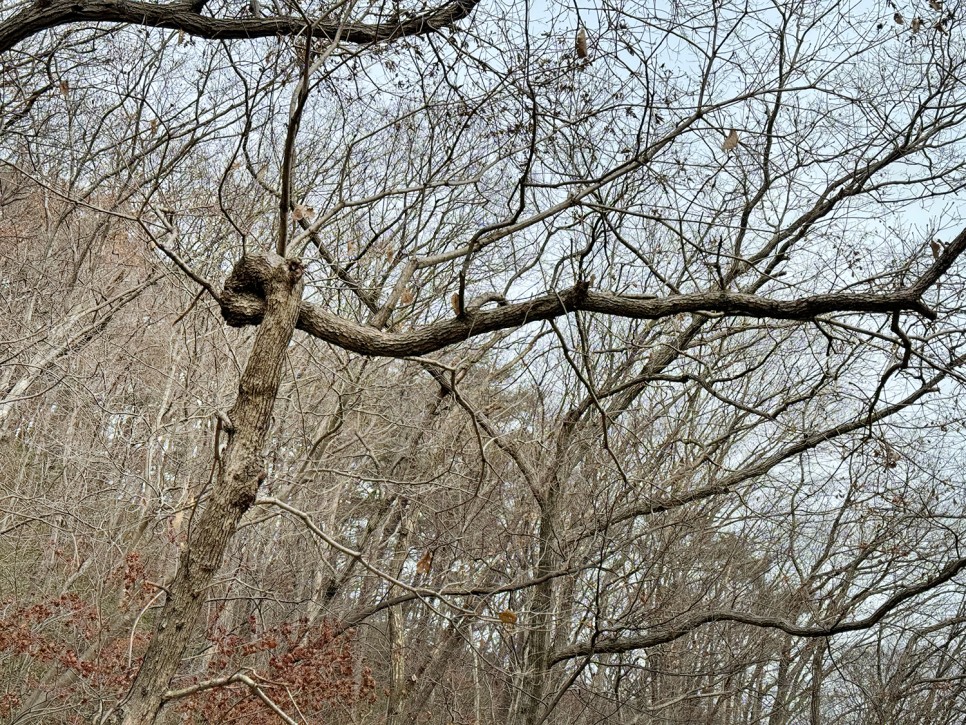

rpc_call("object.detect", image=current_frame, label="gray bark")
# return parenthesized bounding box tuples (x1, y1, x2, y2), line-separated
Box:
(106, 253, 304, 725)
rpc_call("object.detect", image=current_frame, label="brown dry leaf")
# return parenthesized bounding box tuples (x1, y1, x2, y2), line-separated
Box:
(450, 292, 461, 314)
(879, 443, 900, 469)
(931, 239, 943, 259)
(58, 80, 69, 96)
(149, 118, 158, 134)
(929, 0, 943, 11)
(721, 129, 739, 151)
(498, 610, 518, 625)
(415, 550, 433, 575)
(894, 12, 904, 24)
(400, 288, 415, 305)
(292, 204, 315, 221)
(576, 27, 587, 59)
(178, 28, 185, 45)
(911, 17, 922, 33)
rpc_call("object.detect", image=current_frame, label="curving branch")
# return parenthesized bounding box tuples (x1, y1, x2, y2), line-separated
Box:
(550, 555, 966, 665)
(219, 252, 940, 358)
(161, 671, 298, 725)
(0, 0, 479, 54)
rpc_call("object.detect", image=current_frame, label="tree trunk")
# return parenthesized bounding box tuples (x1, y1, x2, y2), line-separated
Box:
(107, 253, 304, 724)
(767, 637, 793, 725)
(514, 473, 561, 725)
(809, 640, 824, 725)
(403, 613, 469, 723)
(385, 514, 411, 725)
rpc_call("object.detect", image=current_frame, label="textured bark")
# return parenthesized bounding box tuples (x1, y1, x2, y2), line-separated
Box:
(514, 475, 561, 725)
(220, 272, 942, 360)
(215, 220, 966, 360)
(809, 641, 824, 725)
(0, 0, 480, 54)
(108, 253, 304, 725)
(385, 606, 405, 724)
(384, 522, 411, 725)
(767, 639, 793, 725)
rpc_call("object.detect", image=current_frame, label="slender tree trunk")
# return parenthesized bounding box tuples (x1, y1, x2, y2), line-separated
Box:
(767, 637, 793, 725)
(107, 253, 304, 725)
(809, 640, 824, 725)
(514, 473, 561, 725)
(403, 612, 469, 723)
(386, 604, 406, 725)
(385, 512, 411, 725)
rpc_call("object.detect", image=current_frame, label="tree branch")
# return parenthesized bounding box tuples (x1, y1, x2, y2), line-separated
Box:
(220, 255, 937, 358)
(0, 0, 479, 54)
(550, 555, 966, 665)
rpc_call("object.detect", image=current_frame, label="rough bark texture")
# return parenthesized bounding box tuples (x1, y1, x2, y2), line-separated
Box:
(514, 470, 562, 725)
(109, 253, 304, 725)
(213, 222, 966, 361)
(220, 272, 941, 359)
(0, 0, 480, 54)
(386, 601, 406, 725)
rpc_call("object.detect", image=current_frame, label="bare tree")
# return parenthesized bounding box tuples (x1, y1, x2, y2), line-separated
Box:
(4, 0, 966, 723)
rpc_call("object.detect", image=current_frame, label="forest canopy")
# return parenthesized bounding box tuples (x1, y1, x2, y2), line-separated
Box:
(2, 0, 966, 722)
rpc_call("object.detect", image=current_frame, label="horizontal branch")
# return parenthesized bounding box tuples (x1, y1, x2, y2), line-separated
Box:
(257, 494, 583, 632)
(162, 671, 298, 725)
(550, 555, 966, 665)
(220, 255, 934, 358)
(0, 0, 478, 54)
(335, 565, 582, 635)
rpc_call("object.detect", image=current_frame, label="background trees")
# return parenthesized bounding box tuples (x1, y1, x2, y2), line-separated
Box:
(3, 0, 966, 722)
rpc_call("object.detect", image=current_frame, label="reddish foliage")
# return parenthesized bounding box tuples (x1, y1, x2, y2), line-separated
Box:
(0, 692, 21, 719)
(0, 552, 372, 723)
(0, 594, 148, 712)
(177, 618, 375, 723)
(0, 554, 157, 717)
(117, 551, 155, 611)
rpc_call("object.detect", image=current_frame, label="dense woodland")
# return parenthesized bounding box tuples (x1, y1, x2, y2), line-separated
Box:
(3, 0, 966, 722)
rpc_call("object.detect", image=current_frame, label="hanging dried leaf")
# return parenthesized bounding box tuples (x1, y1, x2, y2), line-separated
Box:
(893, 12, 904, 24)
(415, 550, 433, 575)
(721, 129, 739, 151)
(292, 204, 315, 221)
(576, 27, 587, 59)
(931, 239, 943, 259)
(178, 28, 185, 45)
(928, 0, 943, 11)
(450, 293, 461, 314)
(498, 610, 518, 625)
(877, 442, 900, 469)
(400, 288, 415, 305)
(58, 80, 69, 96)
